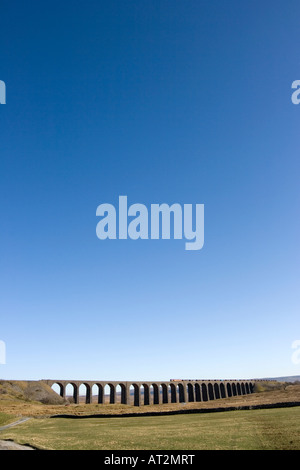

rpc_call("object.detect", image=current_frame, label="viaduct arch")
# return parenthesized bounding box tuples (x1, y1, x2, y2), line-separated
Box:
(43, 379, 255, 406)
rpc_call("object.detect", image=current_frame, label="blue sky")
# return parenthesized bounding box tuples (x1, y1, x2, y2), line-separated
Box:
(0, 0, 299, 381)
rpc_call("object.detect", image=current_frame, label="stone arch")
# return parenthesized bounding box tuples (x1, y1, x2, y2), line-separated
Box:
(226, 382, 232, 398)
(104, 383, 115, 404)
(241, 382, 246, 395)
(51, 382, 64, 398)
(169, 383, 177, 403)
(195, 383, 201, 402)
(195, 383, 202, 401)
(177, 383, 185, 403)
(245, 382, 250, 394)
(220, 382, 226, 398)
(214, 383, 220, 399)
(201, 383, 208, 401)
(65, 382, 79, 404)
(208, 383, 214, 400)
(150, 384, 159, 405)
(232, 382, 237, 397)
(131, 383, 140, 406)
(115, 383, 127, 404)
(79, 383, 91, 404)
(92, 383, 103, 404)
(237, 382, 242, 395)
(161, 383, 168, 404)
(142, 384, 150, 405)
(187, 383, 194, 402)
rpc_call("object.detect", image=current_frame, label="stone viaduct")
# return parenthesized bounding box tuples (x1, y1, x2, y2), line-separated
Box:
(43, 379, 255, 406)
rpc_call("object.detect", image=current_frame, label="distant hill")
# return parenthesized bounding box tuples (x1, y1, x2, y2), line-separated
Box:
(256, 376, 300, 383)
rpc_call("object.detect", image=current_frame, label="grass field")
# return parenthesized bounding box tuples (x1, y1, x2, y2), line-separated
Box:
(0, 413, 16, 427)
(1, 406, 300, 450)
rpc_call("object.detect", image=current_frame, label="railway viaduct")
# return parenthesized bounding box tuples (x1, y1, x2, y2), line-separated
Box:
(43, 379, 255, 406)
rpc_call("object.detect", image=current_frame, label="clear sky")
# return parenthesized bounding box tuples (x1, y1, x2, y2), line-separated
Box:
(0, 0, 299, 382)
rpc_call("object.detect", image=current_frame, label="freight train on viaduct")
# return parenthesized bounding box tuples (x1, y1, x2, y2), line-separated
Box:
(43, 379, 255, 406)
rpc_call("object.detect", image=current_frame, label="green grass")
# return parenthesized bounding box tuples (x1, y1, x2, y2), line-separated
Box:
(0, 406, 300, 450)
(0, 412, 17, 427)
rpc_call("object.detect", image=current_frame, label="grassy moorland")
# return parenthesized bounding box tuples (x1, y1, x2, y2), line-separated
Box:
(0, 406, 300, 450)
(0, 381, 300, 450)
